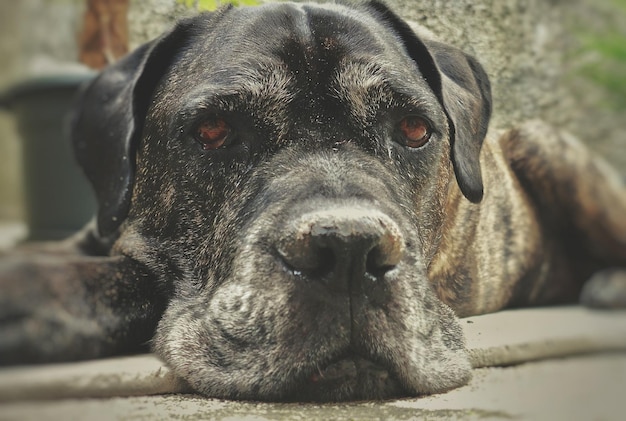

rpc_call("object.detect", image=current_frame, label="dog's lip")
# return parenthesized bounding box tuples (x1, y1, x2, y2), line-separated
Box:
(307, 355, 390, 383)
(285, 353, 407, 401)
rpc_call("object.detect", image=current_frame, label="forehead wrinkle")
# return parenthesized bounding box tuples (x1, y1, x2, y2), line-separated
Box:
(333, 59, 440, 126)
(235, 62, 295, 139)
(192, 62, 294, 108)
(332, 59, 398, 124)
(178, 63, 295, 136)
(232, 61, 295, 104)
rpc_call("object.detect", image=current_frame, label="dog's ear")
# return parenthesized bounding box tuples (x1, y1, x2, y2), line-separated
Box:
(366, 1, 492, 203)
(71, 18, 197, 239)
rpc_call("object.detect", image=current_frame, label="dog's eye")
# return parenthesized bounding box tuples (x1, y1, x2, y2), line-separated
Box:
(398, 116, 431, 148)
(196, 118, 231, 150)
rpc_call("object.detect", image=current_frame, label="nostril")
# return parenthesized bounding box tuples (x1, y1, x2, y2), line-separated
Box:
(277, 238, 336, 279)
(366, 226, 404, 277)
(365, 246, 396, 278)
(310, 246, 335, 279)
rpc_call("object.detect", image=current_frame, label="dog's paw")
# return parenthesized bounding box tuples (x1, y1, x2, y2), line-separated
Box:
(0, 304, 97, 365)
(0, 256, 103, 365)
(580, 268, 626, 309)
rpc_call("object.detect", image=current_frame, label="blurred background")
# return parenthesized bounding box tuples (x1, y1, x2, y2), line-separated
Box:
(0, 0, 624, 239)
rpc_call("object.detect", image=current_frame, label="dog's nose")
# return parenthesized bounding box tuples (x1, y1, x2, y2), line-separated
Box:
(277, 207, 404, 291)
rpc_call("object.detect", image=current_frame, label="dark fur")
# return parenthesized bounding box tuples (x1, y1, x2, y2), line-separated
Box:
(1, 1, 625, 402)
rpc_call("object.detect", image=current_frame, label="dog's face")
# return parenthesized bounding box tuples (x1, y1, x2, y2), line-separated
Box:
(72, 1, 491, 401)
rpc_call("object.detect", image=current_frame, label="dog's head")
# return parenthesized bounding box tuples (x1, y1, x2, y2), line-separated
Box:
(72, 1, 491, 401)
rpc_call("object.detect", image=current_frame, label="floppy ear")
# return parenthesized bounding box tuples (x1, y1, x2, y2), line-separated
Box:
(71, 18, 196, 239)
(366, 1, 492, 203)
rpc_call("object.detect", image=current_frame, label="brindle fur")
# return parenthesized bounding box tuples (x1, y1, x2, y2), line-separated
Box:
(1, 1, 625, 402)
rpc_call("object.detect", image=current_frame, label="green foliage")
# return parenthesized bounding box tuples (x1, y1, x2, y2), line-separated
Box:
(177, 0, 260, 12)
(574, 0, 626, 110)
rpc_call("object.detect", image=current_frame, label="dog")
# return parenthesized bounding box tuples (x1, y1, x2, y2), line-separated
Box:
(1, 0, 625, 402)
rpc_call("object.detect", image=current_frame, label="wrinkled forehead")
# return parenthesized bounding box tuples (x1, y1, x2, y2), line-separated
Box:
(165, 2, 433, 105)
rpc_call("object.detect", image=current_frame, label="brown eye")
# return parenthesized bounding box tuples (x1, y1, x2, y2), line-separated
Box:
(398, 116, 431, 148)
(196, 117, 230, 150)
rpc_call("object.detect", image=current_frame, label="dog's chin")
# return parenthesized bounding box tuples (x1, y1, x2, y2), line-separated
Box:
(287, 356, 406, 402)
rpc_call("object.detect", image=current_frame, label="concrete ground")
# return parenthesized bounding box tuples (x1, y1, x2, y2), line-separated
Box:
(1, 353, 625, 420)
(1, 224, 626, 420)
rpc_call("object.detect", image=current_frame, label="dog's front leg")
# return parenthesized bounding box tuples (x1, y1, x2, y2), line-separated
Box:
(581, 269, 626, 309)
(0, 254, 164, 365)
